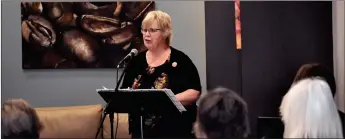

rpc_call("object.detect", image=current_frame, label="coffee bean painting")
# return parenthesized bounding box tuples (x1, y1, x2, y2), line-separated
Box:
(21, 2, 155, 69)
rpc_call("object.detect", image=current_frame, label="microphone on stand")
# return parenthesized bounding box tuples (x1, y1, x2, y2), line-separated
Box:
(95, 49, 138, 139)
(117, 49, 138, 68)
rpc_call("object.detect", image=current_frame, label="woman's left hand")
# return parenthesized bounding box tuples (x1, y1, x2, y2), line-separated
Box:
(175, 89, 201, 106)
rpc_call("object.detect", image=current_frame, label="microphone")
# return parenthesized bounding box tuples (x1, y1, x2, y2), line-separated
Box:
(117, 49, 138, 68)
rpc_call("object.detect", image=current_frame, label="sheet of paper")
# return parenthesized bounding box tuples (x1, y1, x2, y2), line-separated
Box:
(162, 89, 187, 112)
(96, 86, 115, 92)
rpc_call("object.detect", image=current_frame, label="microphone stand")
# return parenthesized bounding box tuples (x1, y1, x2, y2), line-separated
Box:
(94, 59, 132, 139)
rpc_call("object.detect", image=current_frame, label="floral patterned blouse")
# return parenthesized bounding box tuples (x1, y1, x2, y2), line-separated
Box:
(121, 46, 202, 138)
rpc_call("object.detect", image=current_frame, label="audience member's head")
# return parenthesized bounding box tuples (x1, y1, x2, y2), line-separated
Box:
(293, 63, 336, 96)
(194, 87, 250, 138)
(280, 78, 343, 138)
(2, 99, 42, 139)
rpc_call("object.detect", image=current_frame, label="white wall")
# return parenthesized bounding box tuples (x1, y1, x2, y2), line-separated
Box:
(332, 1, 345, 112)
(1, 1, 206, 107)
(155, 1, 207, 103)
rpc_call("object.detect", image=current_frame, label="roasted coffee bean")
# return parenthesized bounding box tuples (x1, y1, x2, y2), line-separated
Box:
(55, 60, 77, 68)
(124, 1, 155, 21)
(44, 2, 75, 27)
(41, 50, 69, 68)
(80, 15, 121, 37)
(113, 1, 123, 17)
(21, 15, 56, 48)
(62, 29, 99, 63)
(21, 2, 43, 15)
(102, 22, 135, 46)
(74, 2, 118, 17)
(21, 1, 156, 69)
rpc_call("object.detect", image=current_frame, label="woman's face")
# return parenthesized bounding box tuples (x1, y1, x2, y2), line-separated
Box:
(142, 21, 165, 50)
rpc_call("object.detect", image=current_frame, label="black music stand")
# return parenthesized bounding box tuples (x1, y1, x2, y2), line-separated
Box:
(257, 116, 284, 138)
(97, 89, 186, 139)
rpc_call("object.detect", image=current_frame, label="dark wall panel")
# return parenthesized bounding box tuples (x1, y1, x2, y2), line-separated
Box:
(205, 1, 241, 93)
(241, 1, 333, 137)
(205, 1, 333, 137)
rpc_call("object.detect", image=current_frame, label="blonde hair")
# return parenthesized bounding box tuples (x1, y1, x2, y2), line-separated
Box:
(142, 10, 173, 45)
(280, 78, 343, 138)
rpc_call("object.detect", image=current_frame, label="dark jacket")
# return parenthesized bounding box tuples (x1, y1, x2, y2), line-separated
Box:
(339, 110, 345, 135)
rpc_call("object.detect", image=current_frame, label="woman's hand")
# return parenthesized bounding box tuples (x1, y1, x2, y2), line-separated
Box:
(175, 89, 201, 106)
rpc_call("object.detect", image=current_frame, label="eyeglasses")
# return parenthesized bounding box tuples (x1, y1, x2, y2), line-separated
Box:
(141, 28, 162, 34)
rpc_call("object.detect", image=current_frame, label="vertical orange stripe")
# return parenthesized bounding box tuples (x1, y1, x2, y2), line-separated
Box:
(235, 0, 242, 50)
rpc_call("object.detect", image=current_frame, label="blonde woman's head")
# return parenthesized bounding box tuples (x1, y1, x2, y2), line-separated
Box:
(141, 10, 172, 49)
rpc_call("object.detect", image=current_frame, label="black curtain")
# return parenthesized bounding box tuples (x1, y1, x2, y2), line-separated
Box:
(205, 1, 241, 94)
(205, 1, 333, 137)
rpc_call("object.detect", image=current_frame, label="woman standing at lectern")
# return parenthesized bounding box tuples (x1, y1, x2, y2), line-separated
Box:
(121, 10, 202, 138)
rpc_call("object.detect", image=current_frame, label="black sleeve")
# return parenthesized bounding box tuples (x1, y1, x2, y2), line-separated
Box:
(339, 110, 345, 135)
(177, 54, 202, 92)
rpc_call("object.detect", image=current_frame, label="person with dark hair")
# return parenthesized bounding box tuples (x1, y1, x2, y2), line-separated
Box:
(193, 87, 250, 138)
(2, 99, 43, 139)
(293, 63, 336, 96)
(292, 63, 344, 135)
(280, 78, 343, 138)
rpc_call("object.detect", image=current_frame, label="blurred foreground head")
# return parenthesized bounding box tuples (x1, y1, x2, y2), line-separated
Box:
(2, 99, 42, 139)
(194, 87, 250, 138)
(280, 78, 343, 138)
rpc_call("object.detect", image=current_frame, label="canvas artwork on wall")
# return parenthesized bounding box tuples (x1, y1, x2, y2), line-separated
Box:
(21, 2, 155, 69)
(234, 0, 242, 50)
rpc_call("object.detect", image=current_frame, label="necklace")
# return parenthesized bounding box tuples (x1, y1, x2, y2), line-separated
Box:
(146, 49, 171, 75)
(147, 66, 155, 75)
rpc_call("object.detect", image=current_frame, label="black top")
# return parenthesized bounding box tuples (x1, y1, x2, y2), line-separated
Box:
(121, 46, 202, 138)
(339, 110, 345, 136)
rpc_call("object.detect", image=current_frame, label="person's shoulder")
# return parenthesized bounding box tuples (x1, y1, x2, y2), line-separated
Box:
(170, 47, 198, 70)
(170, 46, 192, 61)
